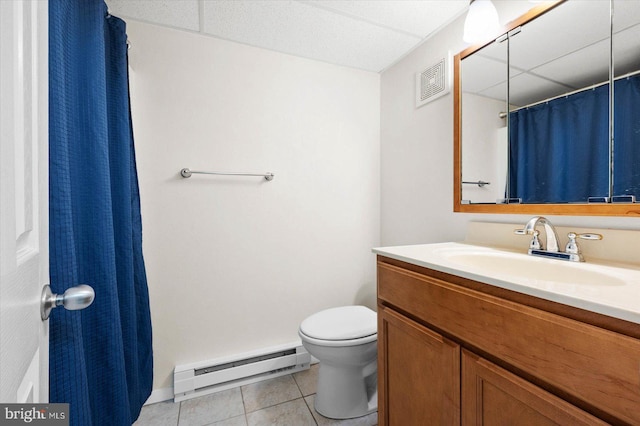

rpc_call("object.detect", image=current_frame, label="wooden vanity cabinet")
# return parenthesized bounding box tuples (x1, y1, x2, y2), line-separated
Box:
(378, 306, 460, 425)
(377, 256, 640, 426)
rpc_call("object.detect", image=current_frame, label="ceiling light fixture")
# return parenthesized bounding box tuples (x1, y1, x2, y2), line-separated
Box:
(463, 0, 501, 44)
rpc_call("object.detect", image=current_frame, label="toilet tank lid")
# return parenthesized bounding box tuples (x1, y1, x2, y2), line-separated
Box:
(300, 306, 377, 341)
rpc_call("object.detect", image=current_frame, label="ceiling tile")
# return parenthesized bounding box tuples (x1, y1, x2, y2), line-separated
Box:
(303, 0, 468, 38)
(478, 81, 507, 103)
(106, 0, 200, 31)
(202, 0, 422, 72)
(463, 55, 505, 96)
(613, 0, 640, 33)
(509, 72, 573, 107)
(509, 0, 610, 72)
(532, 39, 609, 90)
(613, 23, 640, 77)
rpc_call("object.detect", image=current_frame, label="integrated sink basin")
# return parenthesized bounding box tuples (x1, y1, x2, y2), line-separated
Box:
(373, 242, 640, 325)
(435, 246, 626, 287)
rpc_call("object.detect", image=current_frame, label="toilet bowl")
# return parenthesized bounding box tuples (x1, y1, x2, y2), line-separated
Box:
(298, 306, 378, 420)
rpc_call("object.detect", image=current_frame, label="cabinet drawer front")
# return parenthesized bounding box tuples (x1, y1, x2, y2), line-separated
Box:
(378, 261, 640, 424)
(462, 350, 608, 426)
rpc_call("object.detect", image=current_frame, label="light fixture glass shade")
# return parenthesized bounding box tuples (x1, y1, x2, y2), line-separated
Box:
(463, 0, 501, 43)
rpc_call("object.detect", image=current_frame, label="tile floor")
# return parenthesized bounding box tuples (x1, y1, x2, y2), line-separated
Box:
(134, 364, 378, 426)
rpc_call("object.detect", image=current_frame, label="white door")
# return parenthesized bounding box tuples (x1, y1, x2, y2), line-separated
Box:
(0, 0, 49, 403)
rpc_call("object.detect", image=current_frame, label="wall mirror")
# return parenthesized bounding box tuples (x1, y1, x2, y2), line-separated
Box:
(454, 0, 640, 216)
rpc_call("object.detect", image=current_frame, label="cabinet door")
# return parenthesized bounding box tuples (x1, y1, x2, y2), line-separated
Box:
(461, 350, 607, 426)
(378, 306, 460, 426)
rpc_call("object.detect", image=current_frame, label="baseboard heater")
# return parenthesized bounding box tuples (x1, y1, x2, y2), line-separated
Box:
(173, 342, 310, 402)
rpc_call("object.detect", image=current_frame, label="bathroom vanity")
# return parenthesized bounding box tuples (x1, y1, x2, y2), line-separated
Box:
(374, 242, 640, 425)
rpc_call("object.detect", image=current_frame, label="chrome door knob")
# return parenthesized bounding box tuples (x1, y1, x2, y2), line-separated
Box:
(41, 284, 95, 320)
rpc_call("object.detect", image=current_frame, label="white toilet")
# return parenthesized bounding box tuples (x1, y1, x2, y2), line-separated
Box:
(298, 305, 378, 419)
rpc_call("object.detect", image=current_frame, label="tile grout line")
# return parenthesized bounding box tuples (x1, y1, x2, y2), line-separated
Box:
(292, 373, 317, 425)
(302, 396, 319, 426)
(291, 372, 304, 397)
(293, 367, 319, 425)
(239, 384, 248, 415)
(245, 395, 310, 415)
(238, 385, 252, 425)
(291, 371, 319, 424)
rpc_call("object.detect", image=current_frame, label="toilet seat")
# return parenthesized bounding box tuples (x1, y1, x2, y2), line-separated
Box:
(299, 306, 377, 347)
(299, 330, 377, 347)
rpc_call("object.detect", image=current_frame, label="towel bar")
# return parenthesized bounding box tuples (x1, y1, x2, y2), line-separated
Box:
(180, 168, 274, 181)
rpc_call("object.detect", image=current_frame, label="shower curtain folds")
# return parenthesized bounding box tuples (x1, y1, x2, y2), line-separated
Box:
(49, 1, 153, 425)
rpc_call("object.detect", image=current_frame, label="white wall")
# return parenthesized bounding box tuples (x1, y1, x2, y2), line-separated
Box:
(380, 0, 640, 248)
(380, 10, 468, 246)
(461, 93, 507, 203)
(127, 21, 380, 392)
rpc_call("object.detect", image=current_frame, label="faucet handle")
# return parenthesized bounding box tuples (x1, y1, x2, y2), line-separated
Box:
(565, 232, 603, 255)
(529, 230, 542, 250)
(566, 232, 579, 254)
(515, 228, 542, 249)
(576, 233, 603, 240)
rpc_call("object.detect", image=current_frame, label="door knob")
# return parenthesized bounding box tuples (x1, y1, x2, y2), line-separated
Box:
(41, 284, 95, 320)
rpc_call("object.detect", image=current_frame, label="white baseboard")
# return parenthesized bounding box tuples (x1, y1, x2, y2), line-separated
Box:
(144, 387, 174, 405)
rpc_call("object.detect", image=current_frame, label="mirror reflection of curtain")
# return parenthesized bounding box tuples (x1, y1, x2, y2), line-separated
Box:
(508, 84, 610, 203)
(613, 75, 640, 198)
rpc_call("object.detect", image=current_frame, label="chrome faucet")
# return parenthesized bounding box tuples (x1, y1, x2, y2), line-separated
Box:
(522, 216, 560, 252)
(515, 216, 602, 262)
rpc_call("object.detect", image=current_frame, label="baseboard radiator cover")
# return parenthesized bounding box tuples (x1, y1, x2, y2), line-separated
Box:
(173, 342, 311, 402)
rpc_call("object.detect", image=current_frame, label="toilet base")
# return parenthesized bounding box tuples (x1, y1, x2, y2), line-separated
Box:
(314, 360, 378, 420)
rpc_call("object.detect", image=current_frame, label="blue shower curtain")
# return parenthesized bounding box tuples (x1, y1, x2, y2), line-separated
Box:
(508, 84, 610, 203)
(613, 75, 640, 198)
(49, 1, 153, 425)
(509, 74, 640, 203)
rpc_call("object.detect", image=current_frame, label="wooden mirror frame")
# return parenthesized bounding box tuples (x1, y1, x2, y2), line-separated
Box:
(453, 0, 640, 217)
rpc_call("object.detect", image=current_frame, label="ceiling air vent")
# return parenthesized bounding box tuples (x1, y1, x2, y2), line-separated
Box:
(416, 53, 451, 108)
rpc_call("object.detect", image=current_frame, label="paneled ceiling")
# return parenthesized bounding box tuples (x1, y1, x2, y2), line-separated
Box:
(105, 0, 469, 72)
(463, 0, 640, 107)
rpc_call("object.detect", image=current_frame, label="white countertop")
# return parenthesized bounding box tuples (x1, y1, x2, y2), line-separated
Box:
(373, 242, 640, 325)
